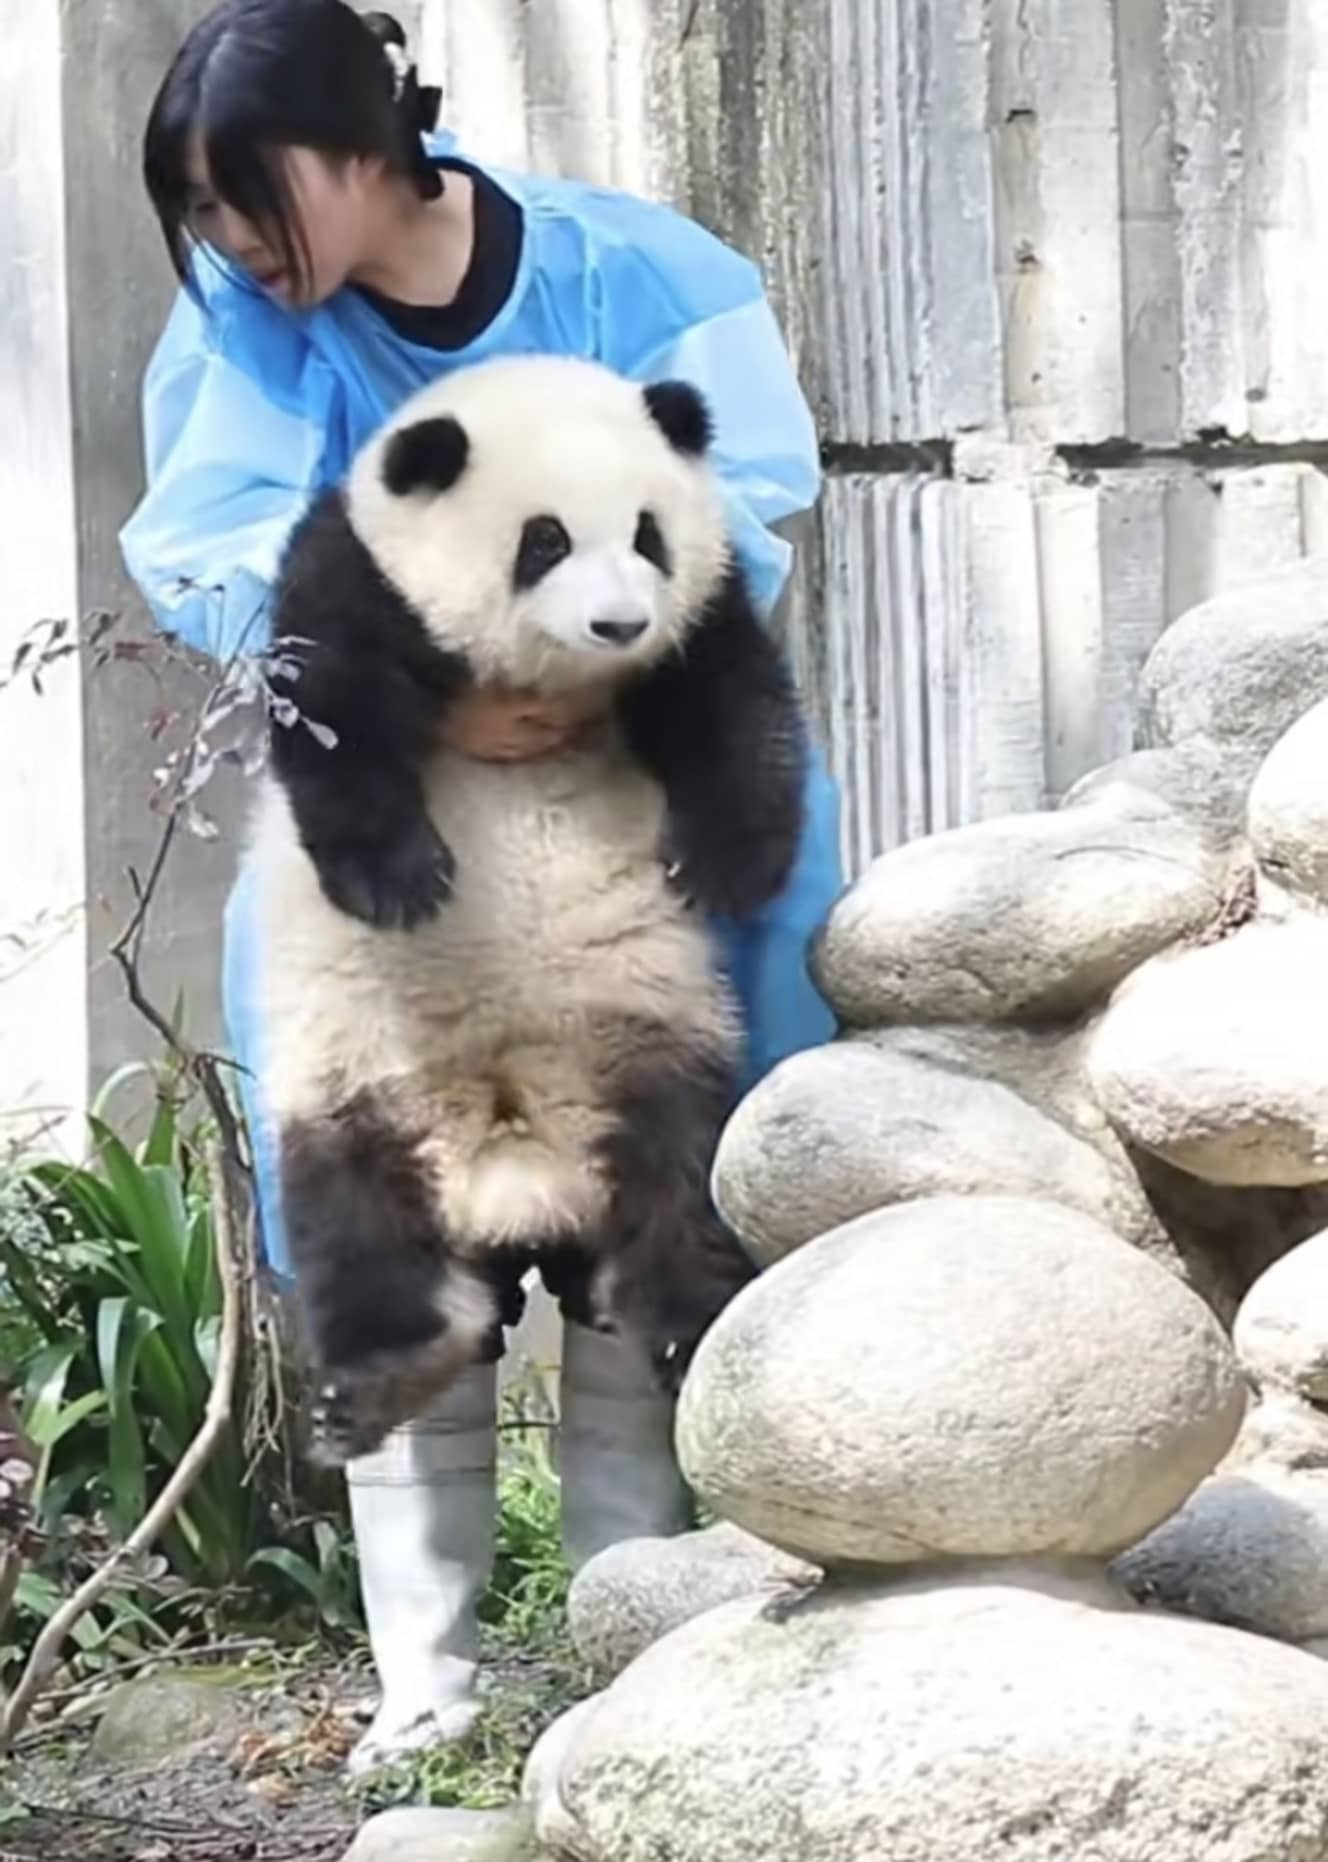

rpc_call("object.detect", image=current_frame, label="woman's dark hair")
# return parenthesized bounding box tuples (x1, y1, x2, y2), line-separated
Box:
(144, 0, 443, 291)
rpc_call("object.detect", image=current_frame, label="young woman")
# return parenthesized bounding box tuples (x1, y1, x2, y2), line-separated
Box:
(122, 0, 841, 1773)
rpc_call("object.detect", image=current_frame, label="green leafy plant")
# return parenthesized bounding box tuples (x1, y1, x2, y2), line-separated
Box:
(481, 1381, 570, 1643)
(247, 1517, 361, 1633)
(1, 1091, 259, 1586)
(0, 1080, 363, 1684)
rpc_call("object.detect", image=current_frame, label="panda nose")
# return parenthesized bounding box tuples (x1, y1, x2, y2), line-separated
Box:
(590, 617, 649, 647)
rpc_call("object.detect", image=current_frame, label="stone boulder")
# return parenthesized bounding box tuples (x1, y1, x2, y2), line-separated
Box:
(812, 802, 1223, 1028)
(1088, 920, 1328, 1187)
(710, 1036, 1163, 1267)
(343, 1807, 534, 1862)
(91, 1670, 253, 1766)
(675, 1196, 1245, 1567)
(1062, 739, 1252, 849)
(1233, 1227, 1328, 1402)
(1136, 556, 1328, 767)
(1113, 1469, 1328, 1648)
(567, 1523, 817, 1684)
(527, 1571, 1328, 1862)
(1224, 1389, 1328, 1475)
(1248, 697, 1328, 907)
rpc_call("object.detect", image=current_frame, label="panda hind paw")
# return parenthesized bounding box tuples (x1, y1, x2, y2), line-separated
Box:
(308, 1379, 384, 1467)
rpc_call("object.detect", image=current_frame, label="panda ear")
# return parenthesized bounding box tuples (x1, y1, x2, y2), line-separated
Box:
(382, 416, 470, 497)
(643, 381, 713, 458)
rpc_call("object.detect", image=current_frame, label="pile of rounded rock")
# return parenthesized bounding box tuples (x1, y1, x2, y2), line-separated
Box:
(522, 560, 1328, 1859)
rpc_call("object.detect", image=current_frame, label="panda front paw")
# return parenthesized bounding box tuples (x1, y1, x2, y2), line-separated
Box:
(314, 817, 456, 930)
(659, 825, 789, 922)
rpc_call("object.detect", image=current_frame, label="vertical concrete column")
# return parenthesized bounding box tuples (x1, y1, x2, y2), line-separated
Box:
(0, 1, 233, 1155)
(816, 0, 1328, 876)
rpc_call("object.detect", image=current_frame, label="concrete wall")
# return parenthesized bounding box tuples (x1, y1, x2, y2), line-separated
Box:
(1, 0, 234, 1156)
(811, 0, 1328, 872)
(0, 3, 86, 1158)
(4, 0, 1328, 1148)
(422, 0, 1328, 874)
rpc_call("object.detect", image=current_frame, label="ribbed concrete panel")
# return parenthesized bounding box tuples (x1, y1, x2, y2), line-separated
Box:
(820, 461, 1328, 877)
(822, 0, 1328, 446)
(822, 0, 1003, 441)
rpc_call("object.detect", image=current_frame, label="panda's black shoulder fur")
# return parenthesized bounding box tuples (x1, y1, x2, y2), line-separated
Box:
(267, 489, 472, 930)
(616, 561, 809, 923)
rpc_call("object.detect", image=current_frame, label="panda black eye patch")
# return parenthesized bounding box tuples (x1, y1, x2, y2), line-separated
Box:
(633, 510, 672, 576)
(514, 515, 573, 590)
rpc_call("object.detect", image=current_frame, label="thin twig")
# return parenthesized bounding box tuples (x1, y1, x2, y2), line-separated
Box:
(0, 1551, 20, 1641)
(0, 1145, 245, 1755)
(10, 1635, 279, 1743)
(1, 608, 269, 1748)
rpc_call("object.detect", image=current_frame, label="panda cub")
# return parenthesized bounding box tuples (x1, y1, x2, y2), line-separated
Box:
(252, 353, 809, 1465)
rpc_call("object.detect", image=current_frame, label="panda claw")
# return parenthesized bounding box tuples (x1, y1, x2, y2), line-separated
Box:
(309, 1382, 363, 1466)
(651, 1337, 691, 1397)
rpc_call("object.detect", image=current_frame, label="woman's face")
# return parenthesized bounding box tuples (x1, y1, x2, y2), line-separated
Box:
(184, 138, 376, 305)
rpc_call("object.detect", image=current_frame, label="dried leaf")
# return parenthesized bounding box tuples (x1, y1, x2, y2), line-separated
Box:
(183, 803, 220, 842)
(304, 718, 339, 750)
(178, 753, 219, 803)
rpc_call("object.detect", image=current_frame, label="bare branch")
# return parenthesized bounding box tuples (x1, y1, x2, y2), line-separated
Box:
(0, 594, 271, 1748)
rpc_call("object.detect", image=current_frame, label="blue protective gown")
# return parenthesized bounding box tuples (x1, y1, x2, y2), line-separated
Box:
(120, 146, 843, 1276)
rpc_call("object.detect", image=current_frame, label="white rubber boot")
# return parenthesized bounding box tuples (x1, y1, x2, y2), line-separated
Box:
(557, 1322, 693, 1570)
(344, 1362, 497, 1774)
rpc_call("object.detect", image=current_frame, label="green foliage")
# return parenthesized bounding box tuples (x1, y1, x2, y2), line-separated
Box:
(2, 1088, 590, 1792)
(481, 1380, 570, 1642)
(0, 1076, 362, 1682)
(247, 1518, 361, 1634)
(354, 1639, 590, 1814)
(1, 1085, 257, 1583)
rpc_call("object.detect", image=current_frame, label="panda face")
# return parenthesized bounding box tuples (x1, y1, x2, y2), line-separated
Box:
(344, 357, 731, 693)
(506, 503, 670, 660)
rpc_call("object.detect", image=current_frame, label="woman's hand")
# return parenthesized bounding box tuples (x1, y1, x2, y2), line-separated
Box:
(440, 686, 596, 762)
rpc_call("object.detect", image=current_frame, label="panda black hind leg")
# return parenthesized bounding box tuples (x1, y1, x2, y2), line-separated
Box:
(588, 1023, 757, 1393)
(279, 1088, 500, 1465)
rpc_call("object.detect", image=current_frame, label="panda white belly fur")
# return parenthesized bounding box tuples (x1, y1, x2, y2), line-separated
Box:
(253, 714, 740, 1253)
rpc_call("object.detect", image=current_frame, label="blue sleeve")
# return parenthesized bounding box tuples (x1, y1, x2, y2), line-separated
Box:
(587, 193, 820, 617)
(119, 286, 338, 664)
(590, 193, 842, 1078)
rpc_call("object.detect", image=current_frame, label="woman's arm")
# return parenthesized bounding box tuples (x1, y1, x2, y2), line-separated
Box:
(119, 285, 338, 665)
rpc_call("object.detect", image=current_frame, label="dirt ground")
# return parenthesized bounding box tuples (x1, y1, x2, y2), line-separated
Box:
(1, 1634, 577, 1862)
(2, 1648, 365, 1862)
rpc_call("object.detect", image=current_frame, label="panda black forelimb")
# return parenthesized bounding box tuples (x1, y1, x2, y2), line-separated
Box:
(616, 566, 808, 923)
(267, 491, 472, 930)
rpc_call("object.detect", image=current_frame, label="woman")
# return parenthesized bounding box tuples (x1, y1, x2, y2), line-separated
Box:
(122, 0, 840, 1772)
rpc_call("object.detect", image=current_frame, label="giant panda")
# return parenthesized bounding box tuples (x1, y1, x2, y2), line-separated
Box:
(250, 353, 809, 1465)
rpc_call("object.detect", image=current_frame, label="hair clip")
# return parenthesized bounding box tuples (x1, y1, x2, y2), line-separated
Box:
(382, 39, 410, 100)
